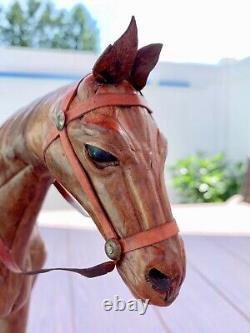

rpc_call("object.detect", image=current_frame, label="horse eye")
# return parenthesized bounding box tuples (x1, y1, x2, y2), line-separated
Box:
(85, 144, 119, 166)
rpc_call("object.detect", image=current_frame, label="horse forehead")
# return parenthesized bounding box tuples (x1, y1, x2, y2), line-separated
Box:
(79, 76, 136, 99)
(117, 106, 159, 143)
(83, 106, 159, 148)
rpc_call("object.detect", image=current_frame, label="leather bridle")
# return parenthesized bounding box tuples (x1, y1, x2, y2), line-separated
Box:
(0, 78, 179, 278)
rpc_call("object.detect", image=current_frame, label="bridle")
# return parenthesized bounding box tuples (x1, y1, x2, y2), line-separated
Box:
(0, 77, 179, 278)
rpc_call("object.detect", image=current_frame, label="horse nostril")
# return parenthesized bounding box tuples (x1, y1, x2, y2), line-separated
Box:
(147, 268, 172, 292)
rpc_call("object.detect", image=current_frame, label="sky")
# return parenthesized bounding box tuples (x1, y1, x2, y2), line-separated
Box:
(1, 0, 250, 64)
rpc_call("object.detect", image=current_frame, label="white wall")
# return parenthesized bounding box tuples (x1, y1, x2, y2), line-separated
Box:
(0, 47, 97, 124)
(0, 47, 249, 205)
(219, 60, 250, 160)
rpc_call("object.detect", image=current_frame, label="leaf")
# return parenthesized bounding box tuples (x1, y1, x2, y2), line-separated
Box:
(169, 152, 244, 203)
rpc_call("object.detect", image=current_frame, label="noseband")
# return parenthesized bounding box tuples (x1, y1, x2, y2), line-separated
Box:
(0, 79, 179, 278)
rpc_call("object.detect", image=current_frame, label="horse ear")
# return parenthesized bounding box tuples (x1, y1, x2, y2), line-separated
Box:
(92, 16, 138, 83)
(129, 43, 163, 90)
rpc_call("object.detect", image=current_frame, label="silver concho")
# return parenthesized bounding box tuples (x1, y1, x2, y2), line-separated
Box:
(55, 109, 65, 131)
(105, 238, 122, 261)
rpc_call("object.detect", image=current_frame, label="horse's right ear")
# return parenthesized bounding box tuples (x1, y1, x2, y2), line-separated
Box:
(92, 16, 138, 84)
(129, 43, 163, 90)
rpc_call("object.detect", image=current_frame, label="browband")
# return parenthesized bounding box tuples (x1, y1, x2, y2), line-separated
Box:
(43, 93, 152, 155)
(0, 78, 179, 278)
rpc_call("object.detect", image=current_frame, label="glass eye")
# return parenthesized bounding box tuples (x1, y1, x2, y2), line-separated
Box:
(85, 144, 119, 166)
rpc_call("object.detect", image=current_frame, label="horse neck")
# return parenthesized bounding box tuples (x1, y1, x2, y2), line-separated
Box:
(0, 86, 69, 251)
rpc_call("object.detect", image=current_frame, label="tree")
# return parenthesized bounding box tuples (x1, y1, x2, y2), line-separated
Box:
(0, 0, 99, 51)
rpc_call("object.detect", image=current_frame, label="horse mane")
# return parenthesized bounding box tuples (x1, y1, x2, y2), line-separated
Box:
(92, 16, 162, 91)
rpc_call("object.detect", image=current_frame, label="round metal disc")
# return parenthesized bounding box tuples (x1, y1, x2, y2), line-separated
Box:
(55, 110, 65, 130)
(105, 238, 122, 261)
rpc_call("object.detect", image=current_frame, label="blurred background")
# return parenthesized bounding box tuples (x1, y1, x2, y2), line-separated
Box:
(1, 1, 250, 332)
(1, 0, 250, 205)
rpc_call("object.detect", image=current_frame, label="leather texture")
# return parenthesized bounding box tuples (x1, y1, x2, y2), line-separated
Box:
(0, 82, 179, 278)
(0, 18, 186, 328)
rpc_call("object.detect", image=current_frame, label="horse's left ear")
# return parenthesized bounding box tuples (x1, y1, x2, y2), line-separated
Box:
(129, 43, 163, 90)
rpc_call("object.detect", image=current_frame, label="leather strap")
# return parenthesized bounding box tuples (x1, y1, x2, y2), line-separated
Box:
(121, 221, 179, 253)
(43, 93, 151, 155)
(0, 221, 178, 276)
(54, 181, 90, 217)
(0, 234, 115, 277)
(59, 128, 117, 240)
(19, 261, 116, 278)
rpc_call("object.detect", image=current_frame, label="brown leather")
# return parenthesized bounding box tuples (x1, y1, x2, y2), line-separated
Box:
(43, 93, 152, 155)
(129, 43, 163, 90)
(92, 16, 162, 90)
(121, 220, 179, 253)
(45, 83, 178, 247)
(0, 17, 185, 324)
(0, 80, 179, 279)
(0, 235, 21, 273)
(19, 261, 116, 278)
(92, 17, 138, 84)
(0, 234, 115, 277)
(59, 127, 117, 240)
(43, 82, 179, 272)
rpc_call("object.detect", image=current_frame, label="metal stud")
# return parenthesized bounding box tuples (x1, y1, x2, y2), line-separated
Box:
(55, 110, 65, 131)
(105, 238, 122, 261)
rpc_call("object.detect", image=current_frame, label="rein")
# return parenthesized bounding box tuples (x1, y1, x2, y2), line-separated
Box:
(0, 79, 179, 278)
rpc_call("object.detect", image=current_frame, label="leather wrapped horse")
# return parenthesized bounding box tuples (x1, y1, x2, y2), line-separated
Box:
(0, 17, 186, 332)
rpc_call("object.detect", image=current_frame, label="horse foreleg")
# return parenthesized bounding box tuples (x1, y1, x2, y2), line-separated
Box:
(0, 226, 46, 333)
(0, 299, 30, 333)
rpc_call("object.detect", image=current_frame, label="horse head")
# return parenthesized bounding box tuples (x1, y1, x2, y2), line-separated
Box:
(43, 17, 186, 306)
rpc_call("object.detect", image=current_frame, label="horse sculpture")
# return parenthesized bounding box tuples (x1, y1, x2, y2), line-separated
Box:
(0, 17, 186, 332)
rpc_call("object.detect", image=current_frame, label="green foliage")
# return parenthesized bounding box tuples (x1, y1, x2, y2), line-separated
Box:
(0, 0, 99, 51)
(170, 153, 244, 203)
